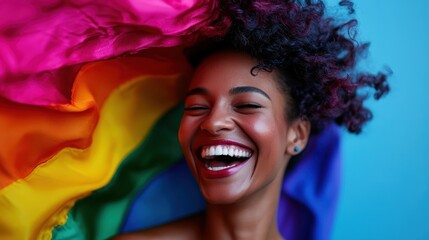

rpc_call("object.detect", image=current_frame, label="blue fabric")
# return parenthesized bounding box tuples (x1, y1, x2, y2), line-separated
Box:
(120, 160, 206, 233)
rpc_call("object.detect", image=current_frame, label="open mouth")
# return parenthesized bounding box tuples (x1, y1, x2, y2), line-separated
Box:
(200, 145, 252, 171)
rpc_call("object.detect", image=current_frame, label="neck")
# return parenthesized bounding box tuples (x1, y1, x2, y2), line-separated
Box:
(201, 174, 285, 240)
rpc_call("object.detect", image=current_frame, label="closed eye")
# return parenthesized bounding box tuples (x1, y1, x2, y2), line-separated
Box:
(234, 104, 262, 109)
(184, 106, 209, 116)
(184, 106, 209, 111)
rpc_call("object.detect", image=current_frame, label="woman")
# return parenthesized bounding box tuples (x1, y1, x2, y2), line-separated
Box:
(115, 0, 388, 239)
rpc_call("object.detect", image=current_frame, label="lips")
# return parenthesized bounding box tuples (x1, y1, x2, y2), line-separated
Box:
(195, 141, 253, 178)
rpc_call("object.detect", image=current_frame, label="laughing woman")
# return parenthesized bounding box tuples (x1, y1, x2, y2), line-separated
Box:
(114, 0, 389, 239)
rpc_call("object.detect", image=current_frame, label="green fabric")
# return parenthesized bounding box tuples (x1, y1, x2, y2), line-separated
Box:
(52, 103, 184, 240)
(51, 214, 85, 240)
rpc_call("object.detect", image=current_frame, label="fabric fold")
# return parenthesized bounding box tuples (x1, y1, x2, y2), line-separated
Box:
(0, 54, 190, 239)
(0, 0, 222, 105)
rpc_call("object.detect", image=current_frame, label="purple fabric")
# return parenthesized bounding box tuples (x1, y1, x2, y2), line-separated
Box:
(279, 123, 341, 240)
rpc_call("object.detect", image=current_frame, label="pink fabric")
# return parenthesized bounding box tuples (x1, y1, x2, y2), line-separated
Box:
(0, 0, 223, 106)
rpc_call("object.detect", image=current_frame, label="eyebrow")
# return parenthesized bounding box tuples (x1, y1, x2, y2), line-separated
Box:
(229, 86, 271, 100)
(185, 86, 271, 100)
(185, 87, 208, 97)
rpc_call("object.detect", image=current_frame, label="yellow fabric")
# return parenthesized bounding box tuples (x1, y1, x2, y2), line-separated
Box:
(0, 56, 188, 239)
(0, 52, 189, 188)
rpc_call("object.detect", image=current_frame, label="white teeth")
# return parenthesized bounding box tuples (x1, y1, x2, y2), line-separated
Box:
(222, 148, 228, 155)
(206, 165, 230, 171)
(201, 145, 252, 159)
(228, 148, 234, 157)
(215, 146, 222, 155)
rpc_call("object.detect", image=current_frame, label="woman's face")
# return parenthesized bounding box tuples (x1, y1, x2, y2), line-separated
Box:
(179, 51, 302, 204)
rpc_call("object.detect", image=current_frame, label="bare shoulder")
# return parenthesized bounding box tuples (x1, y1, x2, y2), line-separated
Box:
(111, 213, 204, 240)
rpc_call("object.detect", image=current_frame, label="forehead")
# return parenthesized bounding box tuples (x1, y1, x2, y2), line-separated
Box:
(190, 51, 280, 91)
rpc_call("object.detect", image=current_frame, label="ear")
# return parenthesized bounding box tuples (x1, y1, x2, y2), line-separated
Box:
(285, 118, 311, 155)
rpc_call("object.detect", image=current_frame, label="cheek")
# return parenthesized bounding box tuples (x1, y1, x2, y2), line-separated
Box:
(178, 115, 197, 139)
(178, 116, 201, 157)
(178, 118, 193, 151)
(178, 122, 185, 147)
(178, 120, 198, 171)
(252, 119, 276, 137)
(243, 115, 288, 162)
(247, 115, 280, 141)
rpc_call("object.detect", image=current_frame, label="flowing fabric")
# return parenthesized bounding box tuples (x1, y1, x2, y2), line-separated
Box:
(0, 1, 341, 240)
(0, 0, 221, 106)
(0, 53, 192, 239)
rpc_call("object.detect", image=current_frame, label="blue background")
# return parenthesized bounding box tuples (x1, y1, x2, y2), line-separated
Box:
(328, 1, 429, 240)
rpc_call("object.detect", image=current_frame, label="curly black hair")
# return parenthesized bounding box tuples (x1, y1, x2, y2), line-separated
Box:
(188, 0, 390, 134)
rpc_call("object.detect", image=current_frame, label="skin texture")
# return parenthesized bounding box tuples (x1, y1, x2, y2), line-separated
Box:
(114, 51, 310, 240)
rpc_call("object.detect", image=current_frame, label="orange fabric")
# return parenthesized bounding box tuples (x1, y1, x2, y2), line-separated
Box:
(0, 50, 190, 188)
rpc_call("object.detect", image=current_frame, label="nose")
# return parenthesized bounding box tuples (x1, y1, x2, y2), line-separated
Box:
(200, 105, 234, 135)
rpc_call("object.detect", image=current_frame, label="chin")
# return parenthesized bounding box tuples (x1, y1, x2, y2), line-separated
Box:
(195, 169, 255, 205)
(200, 185, 246, 205)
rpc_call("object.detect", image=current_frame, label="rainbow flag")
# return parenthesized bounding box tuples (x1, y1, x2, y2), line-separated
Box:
(0, 1, 341, 239)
